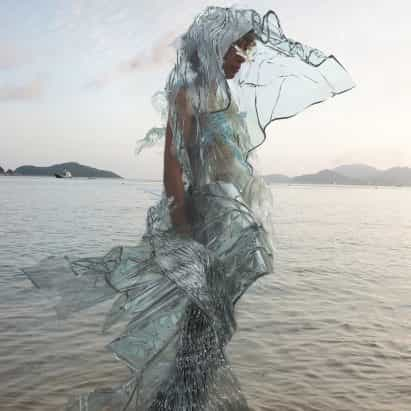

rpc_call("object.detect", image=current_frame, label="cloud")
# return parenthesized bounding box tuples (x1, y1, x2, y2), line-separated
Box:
(84, 31, 177, 90)
(0, 78, 45, 101)
(0, 43, 31, 70)
(119, 31, 176, 73)
(84, 73, 115, 90)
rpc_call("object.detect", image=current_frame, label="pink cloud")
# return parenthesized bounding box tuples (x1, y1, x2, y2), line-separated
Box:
(0, 43, 31, 70)
(85, 31, 177, 90)
(119, 31, 176, 73)
(0, 78, 44, 101)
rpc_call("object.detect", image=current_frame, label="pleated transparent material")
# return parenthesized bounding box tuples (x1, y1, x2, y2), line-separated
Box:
(23, 6, 354, 410)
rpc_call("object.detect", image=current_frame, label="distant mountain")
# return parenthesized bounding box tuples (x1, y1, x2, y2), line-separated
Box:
(0, 166, 4, 175)
(333, 164, 381, 181)
(292, 169, 362, 185)
(264, 174, 290, 183)
(264, 164, 411, 187)
(370, 167, 411, 186)
(15, 162, 122, 178)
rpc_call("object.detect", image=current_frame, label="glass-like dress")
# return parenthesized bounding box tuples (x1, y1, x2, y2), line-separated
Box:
(23, 96, 274, 410)
(22, 7, 354, 410)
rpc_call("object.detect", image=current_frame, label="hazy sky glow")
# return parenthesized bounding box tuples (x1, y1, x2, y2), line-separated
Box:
(1, 0, 410, 178)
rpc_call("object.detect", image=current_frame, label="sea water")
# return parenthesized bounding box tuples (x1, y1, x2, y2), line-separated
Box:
(1, 176, 411, 411)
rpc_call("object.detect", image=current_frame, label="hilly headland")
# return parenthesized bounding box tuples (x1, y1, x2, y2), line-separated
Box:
(0, 162, 122, 178)
(265, 164, 411, 187)
(2, 162, 411, 186)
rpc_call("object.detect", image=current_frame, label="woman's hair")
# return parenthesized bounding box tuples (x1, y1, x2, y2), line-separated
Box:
(189, 29, 256, 73)
(167, 8, 258, 113)
(187, 49, 200, 73)
(234, 30, 257, 49)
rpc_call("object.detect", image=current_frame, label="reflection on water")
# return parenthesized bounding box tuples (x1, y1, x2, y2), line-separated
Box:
(1, 177, 411, 410)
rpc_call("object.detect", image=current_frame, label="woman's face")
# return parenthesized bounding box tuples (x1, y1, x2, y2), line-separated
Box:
(223, 32, 256, 79)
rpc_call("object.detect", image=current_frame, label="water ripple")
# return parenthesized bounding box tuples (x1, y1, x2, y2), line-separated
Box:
(1, 178, 411, 410)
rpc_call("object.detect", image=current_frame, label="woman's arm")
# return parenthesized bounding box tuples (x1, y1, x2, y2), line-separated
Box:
(163, 90, 193, 234)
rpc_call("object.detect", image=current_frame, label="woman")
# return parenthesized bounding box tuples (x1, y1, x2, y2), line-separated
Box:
(23, 6, 354, 411)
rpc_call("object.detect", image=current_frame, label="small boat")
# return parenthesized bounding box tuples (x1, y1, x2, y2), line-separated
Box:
(55, 169, 72, 178)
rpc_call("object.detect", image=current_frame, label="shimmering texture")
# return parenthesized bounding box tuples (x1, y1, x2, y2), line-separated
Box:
(136, 7, 355, 172)
(21, 6, 353, 410)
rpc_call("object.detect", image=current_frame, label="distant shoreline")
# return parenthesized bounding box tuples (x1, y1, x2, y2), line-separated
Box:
(0, 175, 121, 179)
(264, 164, 411, 188)
(1, 162, 122, 179)
(2, 162, 411, 187)
(2, 175, 410, 190)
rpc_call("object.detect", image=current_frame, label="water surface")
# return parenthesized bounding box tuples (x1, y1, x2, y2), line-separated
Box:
(1, 177, 410, 410)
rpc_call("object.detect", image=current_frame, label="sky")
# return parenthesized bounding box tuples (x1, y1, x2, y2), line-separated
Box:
(1, 0, 410, 179)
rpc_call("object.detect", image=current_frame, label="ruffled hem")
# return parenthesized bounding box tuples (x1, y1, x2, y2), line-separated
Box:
(22, 181, 273, 410)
